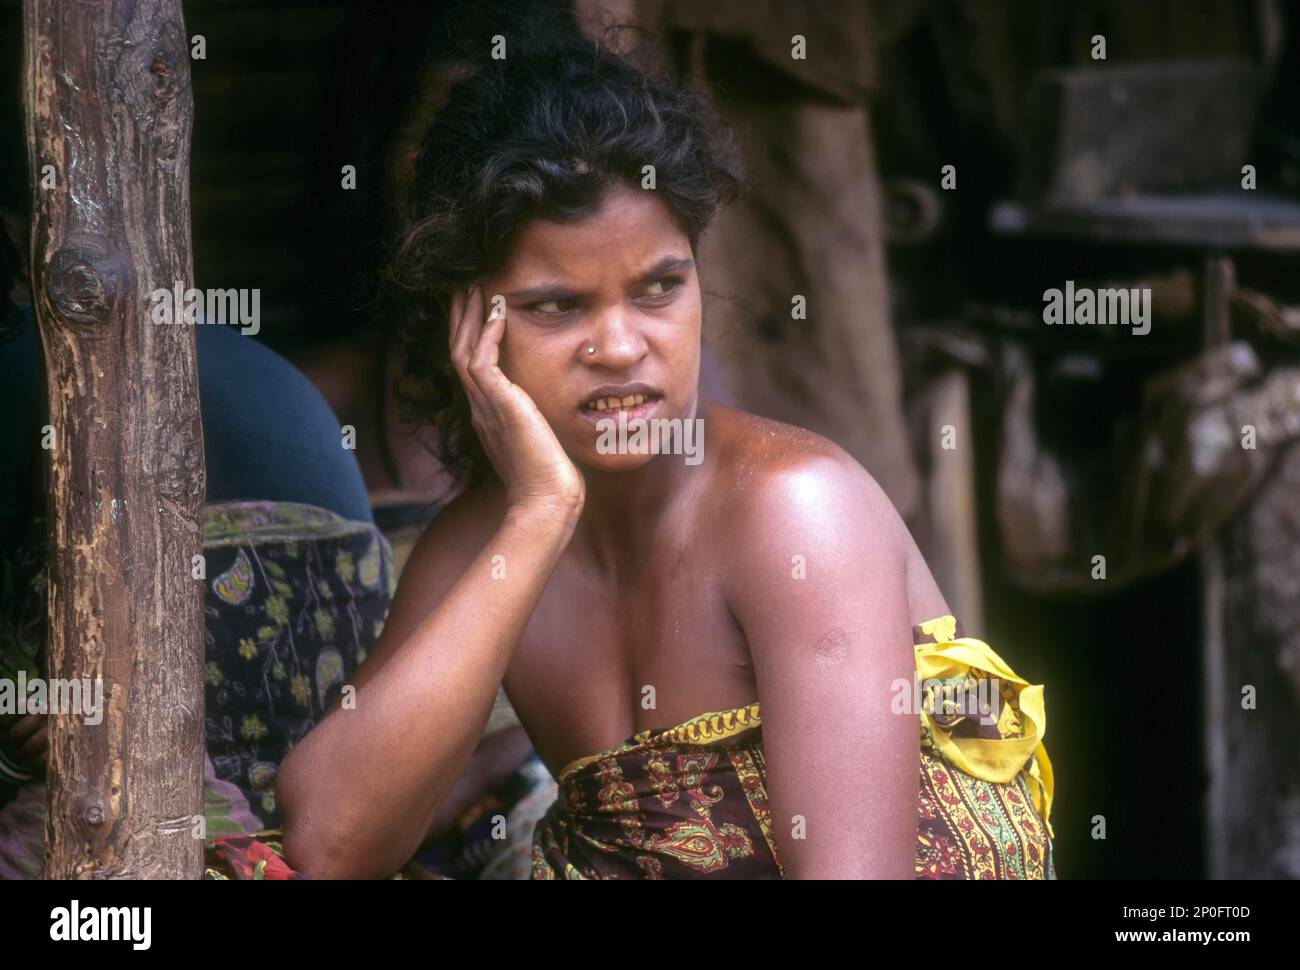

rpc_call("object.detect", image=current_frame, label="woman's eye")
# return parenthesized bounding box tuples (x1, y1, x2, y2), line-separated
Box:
(640, 277, 682, 300)
(529, 299, 576, 316)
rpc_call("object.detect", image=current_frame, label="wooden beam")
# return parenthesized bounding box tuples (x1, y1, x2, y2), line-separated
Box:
(24, 0, 205, 878)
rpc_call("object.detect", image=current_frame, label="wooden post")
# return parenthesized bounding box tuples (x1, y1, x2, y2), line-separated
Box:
(23, 0, 205, 878)
(919, 369, 985, 634)
(1199, 254, 1232, 879)
(1198, 253, 1300, 877)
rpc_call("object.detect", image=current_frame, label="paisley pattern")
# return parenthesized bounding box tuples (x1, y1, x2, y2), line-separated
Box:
(202, 501, 397, 828)
(212, 548, 255, 606)
(531, 617, 1056, 880)
(0, 501, 398, 877)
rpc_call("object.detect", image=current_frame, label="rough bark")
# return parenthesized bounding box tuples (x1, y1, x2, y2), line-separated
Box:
(24, 0, 205, 879)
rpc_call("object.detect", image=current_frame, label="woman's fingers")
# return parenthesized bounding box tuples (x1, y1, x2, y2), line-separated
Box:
(442, 287, 581, 507)
(448, 287, 496, 419)
(456, 288, 501, 409)
(468, 304, 512, 403)
(475, 303, 535, 438)
(451, 286, 485, 371)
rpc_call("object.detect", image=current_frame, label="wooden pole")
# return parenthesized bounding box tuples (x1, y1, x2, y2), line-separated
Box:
(920, 369, 985, 634)
(23, 0, 205, 878)
(1199, 254, 1232, 879)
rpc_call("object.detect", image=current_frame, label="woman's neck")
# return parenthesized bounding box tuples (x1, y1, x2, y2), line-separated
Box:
(572, 394, 710, 574)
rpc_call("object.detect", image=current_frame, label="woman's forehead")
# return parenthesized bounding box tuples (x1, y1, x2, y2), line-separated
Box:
(501, 186, 690, 283)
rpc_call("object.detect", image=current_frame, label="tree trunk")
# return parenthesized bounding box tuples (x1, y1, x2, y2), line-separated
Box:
(23, 0, 205, 879)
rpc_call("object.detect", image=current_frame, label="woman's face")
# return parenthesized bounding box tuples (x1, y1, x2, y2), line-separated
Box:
(484, 183, 702, 472)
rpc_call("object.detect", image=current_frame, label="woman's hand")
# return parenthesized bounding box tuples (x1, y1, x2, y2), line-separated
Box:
(280, 293, 589, 874)
(449, 286, 585, 518)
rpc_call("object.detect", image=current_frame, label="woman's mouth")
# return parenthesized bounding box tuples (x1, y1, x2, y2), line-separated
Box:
(578, 393, 664, 424)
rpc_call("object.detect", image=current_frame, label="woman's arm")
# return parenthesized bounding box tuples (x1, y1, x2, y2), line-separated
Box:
(421, 724, 535, 844)
(724, 450, 920, 879)
(277, 492, 577, 879)
(278, 287, 584, 878)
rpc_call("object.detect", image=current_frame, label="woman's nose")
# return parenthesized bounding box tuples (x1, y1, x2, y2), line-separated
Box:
(585, 308, 648, 367)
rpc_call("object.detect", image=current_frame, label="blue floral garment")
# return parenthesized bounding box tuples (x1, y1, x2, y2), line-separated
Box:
(202, 501, 398, 827)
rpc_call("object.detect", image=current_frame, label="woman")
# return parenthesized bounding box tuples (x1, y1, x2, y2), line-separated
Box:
(276, 29, 1054, 880)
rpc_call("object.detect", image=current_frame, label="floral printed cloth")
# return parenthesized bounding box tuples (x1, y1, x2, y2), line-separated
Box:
(0, 501, 398, 877)
(203, 753, 558, 880)
(530, 616, 1056, 880)
(202, 501, 398, 828)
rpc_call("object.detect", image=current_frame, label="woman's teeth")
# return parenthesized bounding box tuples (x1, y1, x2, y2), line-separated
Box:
(585, 394, 648, 412)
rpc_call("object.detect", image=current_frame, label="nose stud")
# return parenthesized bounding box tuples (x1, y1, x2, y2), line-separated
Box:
(586, 345, 596, 355)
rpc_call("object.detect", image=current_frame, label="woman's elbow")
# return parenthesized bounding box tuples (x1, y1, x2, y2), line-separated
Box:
(279, 802, 373, 879)
(277, 756, 365, 878)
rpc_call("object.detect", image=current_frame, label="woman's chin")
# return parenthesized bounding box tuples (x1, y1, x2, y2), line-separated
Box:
(572, 447, 659, 474)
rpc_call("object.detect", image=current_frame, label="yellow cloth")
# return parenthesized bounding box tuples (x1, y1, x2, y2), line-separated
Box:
(915, 616, 1054, 839)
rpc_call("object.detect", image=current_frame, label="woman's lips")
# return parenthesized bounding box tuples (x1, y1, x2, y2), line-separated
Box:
(583, 392, 651, 411)
(577, 394, 664, 426)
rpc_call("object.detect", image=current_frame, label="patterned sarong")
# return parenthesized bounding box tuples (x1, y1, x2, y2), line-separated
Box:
(530, 615, 1056, 879)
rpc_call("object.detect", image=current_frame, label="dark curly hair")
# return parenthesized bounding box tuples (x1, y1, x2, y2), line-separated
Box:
(385, 17, 743, 489)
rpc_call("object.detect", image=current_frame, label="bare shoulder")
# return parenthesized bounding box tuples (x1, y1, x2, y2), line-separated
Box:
(705, 403, 948, 621)
(707, 404, 909, 560)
